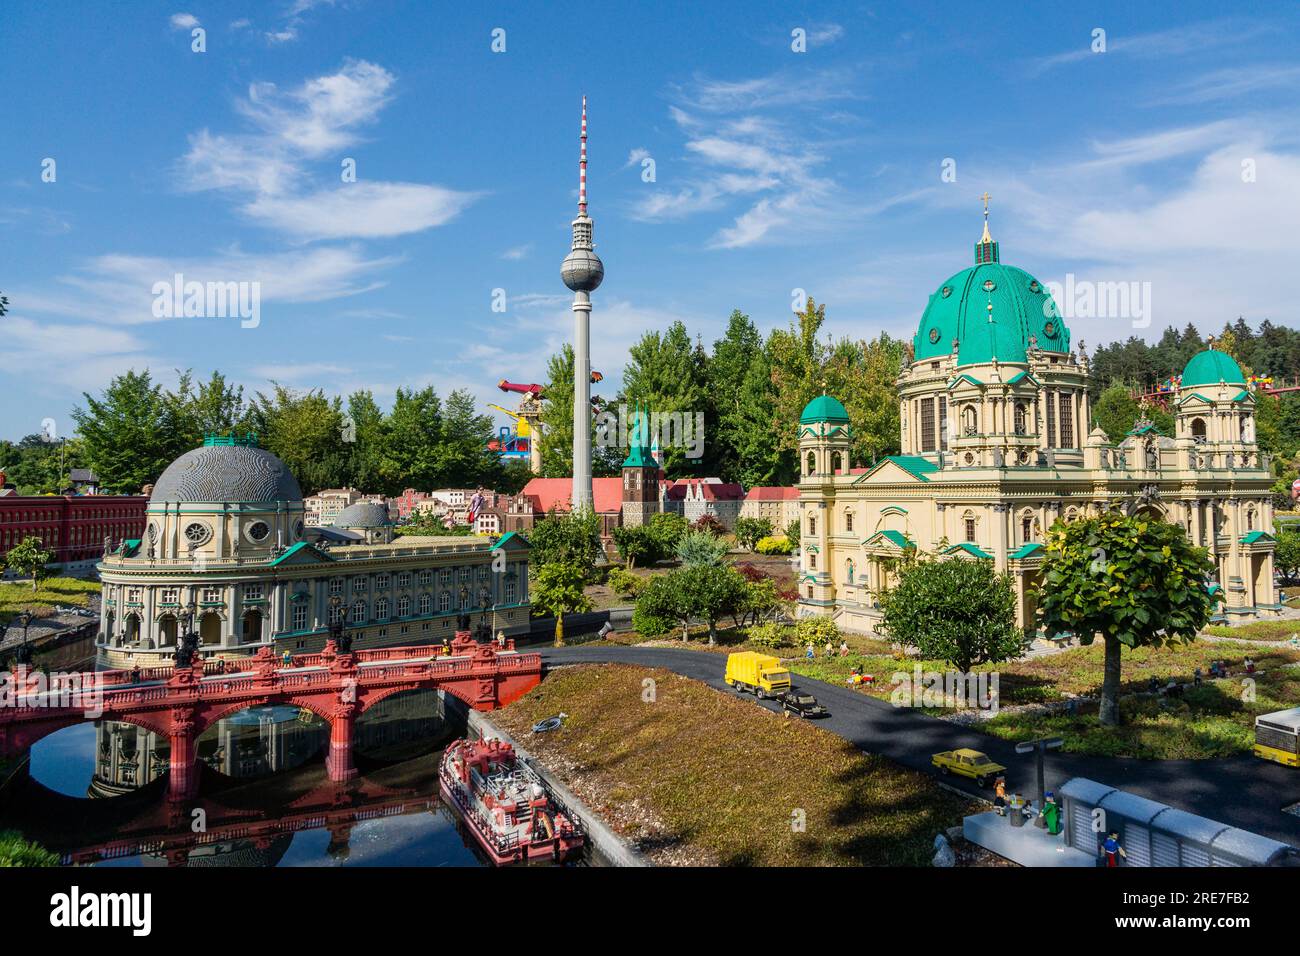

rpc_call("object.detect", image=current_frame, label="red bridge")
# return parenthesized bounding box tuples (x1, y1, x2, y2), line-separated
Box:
(0, 634, 541, 800)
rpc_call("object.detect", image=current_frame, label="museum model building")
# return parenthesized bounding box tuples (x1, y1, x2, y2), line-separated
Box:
(96, 434, 530, 669)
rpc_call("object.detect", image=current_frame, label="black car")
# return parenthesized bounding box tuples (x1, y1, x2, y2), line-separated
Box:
(779, 692, 828, 719)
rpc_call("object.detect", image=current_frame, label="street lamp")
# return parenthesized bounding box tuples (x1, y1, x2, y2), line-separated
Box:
(1015, 736, 1064, 828)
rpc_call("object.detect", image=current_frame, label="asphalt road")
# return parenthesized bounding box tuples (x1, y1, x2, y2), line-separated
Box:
(538, 644, 1300, 848)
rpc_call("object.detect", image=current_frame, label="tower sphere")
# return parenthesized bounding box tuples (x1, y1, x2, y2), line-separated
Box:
(562, 247, 604, 292)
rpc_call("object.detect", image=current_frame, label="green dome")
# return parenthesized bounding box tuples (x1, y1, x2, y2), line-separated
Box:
(800, 394, 850, 424)
(1181, 349, 1245, 387)
(913, 261, 1068, 367)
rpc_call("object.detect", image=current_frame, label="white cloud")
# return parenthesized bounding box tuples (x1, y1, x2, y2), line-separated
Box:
(1030, 20, 1266, 75)
(244, 182, 483, 240)
(169, 12, 200, 30)
(630, 73, 846, 248)
(174, 60, 480, 240)
(500, 243, 533, 261)
(19, 245, 401, 328)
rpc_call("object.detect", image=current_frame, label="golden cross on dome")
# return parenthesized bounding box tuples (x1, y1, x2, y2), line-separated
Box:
(979, 192, 993, 244)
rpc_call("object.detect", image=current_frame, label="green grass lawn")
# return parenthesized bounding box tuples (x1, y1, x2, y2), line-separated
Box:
(1204, 620, 1300, 642)
(494, 663, 976, 865)
(787, 636, 1300, 759)
(0, 577, 100, 627)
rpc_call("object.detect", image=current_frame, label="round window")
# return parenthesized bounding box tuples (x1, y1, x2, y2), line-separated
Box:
(245, 521, 271, 543)
(1028, 279, 1042, 293)
(184, 522, 211, 545)
(1043, 321, 1057, 338)
(941, 286, 952, 298)
(982, 279, 996, 292)
(928, 327, 940, 344)
(293, 520, 304, 541)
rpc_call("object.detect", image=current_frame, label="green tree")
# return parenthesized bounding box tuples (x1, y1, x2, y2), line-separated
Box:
(611, 524, 657, 568)
(530, 560, 593, 619)
(6, 536, 55, 591)
(377, 386, 443, 492)
(632, 573, 682, 638)
(540, 345, 577, 479)
(167, 369, 250, 446)
(879, 556, 1021, 673)
(679, 563, 747, 644)
(439, 388, 500, 488)
(1038, 513, 1218, 726)
(72, 370, 179, 493)
(1091, 385, 1142, 443)
(646, 512, 687, 557)
(733, 516, 773, 551)
(527, 508, 600, 574)
(1275, 529, 1300, 581)
(249, 384, 349, 495)
(344, 390, 386, 493)
(621, 321, 708, 476)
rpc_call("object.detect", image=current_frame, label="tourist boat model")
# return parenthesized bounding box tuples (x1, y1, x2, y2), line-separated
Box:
(438, 736, 585, 864)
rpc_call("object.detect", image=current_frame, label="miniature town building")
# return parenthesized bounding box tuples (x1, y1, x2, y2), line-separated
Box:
(798, 213, 1278, 634)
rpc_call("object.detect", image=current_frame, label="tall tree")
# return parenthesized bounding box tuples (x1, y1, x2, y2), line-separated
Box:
(1038, 513, 1217, 726)
(378, 387, 443, 492)
(249, 384, 349, 495)
(72, 370, 179, 493)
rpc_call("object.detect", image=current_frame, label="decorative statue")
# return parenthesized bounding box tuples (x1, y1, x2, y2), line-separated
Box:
(336, 629, 354, 654)
(456, 610, 471, 632)
(173, 631, 200, 669)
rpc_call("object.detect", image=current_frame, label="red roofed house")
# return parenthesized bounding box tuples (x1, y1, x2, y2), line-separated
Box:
(503, 477, 627, 542)
(665, 478, 745, 530)
(740, 486, 801, 531)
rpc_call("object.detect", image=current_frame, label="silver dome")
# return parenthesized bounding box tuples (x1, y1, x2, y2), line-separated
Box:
(561, 249, 604, 292)
(150, 444, 302, 504)
(332, 501, 392, 529)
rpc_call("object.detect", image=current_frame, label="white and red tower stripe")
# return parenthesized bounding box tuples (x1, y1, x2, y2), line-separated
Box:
(579, 95, 588, 216)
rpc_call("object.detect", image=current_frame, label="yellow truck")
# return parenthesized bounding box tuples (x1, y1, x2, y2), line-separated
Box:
(725, 652, 791, 699)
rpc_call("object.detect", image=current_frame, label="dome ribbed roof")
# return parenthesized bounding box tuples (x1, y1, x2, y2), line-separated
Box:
(332, 501, 392, 528)
(1181, 349, 1246, 387)
(914, 261, 1067, 366)
(150, 442, 301, 505)
(800, 395, 850, 424)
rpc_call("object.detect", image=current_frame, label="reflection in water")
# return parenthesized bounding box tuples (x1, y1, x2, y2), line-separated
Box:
(1, 689, 565, 868)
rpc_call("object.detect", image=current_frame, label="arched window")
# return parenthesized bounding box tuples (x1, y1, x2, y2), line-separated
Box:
(397, 596, 411, 617)
(963, 405, 978, 436)
(1014, 403, 1027, 436)
(376, 598, 389, 620)
(831, 451, 843, 474)
(351, 601, 367, 624)
(963, 512, 977, 542)
(1191, 417, 1207, 442)
(845, 510, 854, 532)
(1021, 514, 1033, 543)
(806, 451, 816, 476)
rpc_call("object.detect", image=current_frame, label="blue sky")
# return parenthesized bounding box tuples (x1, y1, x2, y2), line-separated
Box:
(2, 0, 1298, 442)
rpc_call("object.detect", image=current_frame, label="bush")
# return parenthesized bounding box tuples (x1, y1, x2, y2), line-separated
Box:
(733, 516, 774, 551)
(755, 535, 793, 555)
(794, 616, 840, 646)
(691, 514, 727, 537)
(605, 566, 644, 599)
(747, 621, 793, 648)
(632, 574, 679, 638)
(675, 529, 729, 567)
(0, 831, 58, 867)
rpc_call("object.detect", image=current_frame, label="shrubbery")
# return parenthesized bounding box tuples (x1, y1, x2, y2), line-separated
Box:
(794, 616, 840, 646)
(746, 621, 793, 648)
(755, 535, 793, 555)
(604, 566, 644, 599)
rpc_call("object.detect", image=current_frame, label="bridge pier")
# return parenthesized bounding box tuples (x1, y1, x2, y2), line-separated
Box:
(326, 709, 358, 783)
(167, 729, 198, 801)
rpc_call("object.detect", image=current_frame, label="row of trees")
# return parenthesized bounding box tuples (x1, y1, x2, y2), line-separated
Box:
(536, 300, 906, 487)
(12, 370, 532, 498)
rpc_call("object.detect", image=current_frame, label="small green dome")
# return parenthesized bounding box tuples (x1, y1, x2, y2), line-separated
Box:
(1181, 349, 1246, 387)
(800, 394, 849, 424)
